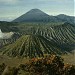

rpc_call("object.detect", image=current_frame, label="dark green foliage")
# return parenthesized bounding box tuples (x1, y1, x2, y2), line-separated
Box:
(2, 66, 18, 75)
(0, 63, 6, 75)
(0, 21, 19, 32)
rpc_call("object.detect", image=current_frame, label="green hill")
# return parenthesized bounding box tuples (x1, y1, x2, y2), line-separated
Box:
(0, 35, 63, 58)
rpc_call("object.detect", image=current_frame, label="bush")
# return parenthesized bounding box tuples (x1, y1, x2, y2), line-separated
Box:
(0, 55, 75, 75)
(0, 63, 6, 75)
(2, 66, 18, 75)
(18, 55, 75, 75)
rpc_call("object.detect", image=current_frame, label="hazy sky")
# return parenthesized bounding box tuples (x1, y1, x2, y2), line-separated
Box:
(0, 0, 74, 21)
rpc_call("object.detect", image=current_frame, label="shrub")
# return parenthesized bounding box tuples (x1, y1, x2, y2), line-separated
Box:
(2, 66, 18, 75)
(0, 63, 6, 75)
(18, 55, 75, 75)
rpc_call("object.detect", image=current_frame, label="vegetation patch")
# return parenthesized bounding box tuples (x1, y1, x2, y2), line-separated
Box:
(0, 55, 75, 75)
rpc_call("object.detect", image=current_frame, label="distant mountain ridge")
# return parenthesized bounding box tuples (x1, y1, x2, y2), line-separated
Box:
(13, 9, 59, 22)
(56, 14, 75, 24)
(13, 9, 75, 24)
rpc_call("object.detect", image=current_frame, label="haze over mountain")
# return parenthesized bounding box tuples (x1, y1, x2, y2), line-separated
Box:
(13, 9, 75, 24)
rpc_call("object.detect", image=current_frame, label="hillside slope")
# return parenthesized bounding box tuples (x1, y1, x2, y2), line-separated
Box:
(0, 22, 75, 53)
(15, 22, 75, 52)
(0, 35, 62, 57)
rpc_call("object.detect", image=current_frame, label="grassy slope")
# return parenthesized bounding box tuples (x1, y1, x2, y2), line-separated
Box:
(62, 51, 75, 65)
(0, 55, 29, 67)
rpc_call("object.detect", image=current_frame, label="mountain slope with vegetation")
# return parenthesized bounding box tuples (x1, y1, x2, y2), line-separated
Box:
(13, 22, 75, 52)
(0, 22, 75, 56)
(0, 35, 63, 57)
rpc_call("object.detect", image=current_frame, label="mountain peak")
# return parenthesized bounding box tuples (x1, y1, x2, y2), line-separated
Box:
(12, 9, 51, 22)
(26, 8, 45, 15)
(12, 9, 75, 24)
(30, 8, 41, 11)
(28, 8, 45, 13)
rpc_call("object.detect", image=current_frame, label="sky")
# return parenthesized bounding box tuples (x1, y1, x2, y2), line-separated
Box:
(0, 0, 74, 21)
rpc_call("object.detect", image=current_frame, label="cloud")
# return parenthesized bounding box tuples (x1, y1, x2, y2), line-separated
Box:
(0, 0, 73, 5)
(0, 0, 17, 2)
(0, 0, 74, 21)
(0, 29, 14, 39)
(39, 0, 74, 3)
(0, 0, 19, 4)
